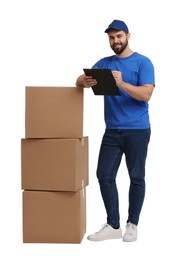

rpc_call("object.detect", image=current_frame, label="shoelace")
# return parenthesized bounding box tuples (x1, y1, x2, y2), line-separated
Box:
(126, 223, 136, 234)
(96, 224, 109, 234)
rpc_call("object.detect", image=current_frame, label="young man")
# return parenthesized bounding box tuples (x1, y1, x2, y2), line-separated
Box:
(76, 20, 155, 242)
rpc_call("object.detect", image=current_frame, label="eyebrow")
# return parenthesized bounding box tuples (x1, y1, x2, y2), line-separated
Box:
(108, 32, 124, 38)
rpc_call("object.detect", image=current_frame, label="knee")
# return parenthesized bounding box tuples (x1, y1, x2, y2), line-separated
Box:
(130, 176, 145, 187)
(97, 172, 116, 186)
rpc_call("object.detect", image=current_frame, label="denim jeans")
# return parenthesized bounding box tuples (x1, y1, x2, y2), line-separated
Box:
(96, 128, 151, 227)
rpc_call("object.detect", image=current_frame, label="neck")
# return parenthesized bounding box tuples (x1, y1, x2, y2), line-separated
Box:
(116, 47, 134, 58)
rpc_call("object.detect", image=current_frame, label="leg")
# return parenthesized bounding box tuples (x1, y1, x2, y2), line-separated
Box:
(124, 128, 151, 225)
(96, 129, 123, 228)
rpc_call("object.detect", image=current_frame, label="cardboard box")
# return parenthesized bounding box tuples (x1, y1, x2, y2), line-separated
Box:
(21, 137, 88, 191)
(23, 189, 86, 243)
(25, 87, 83, 138)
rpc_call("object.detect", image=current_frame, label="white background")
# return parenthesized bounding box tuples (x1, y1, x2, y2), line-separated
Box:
(0, 0, 178, 259)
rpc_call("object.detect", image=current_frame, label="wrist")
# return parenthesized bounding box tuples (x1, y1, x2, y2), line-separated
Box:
(120, 81, 125, 88)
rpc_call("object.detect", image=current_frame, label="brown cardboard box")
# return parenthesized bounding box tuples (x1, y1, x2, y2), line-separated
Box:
(25, 87, 83, 138)
(23, 189, 86, 243)
(21, 137, 88, 191)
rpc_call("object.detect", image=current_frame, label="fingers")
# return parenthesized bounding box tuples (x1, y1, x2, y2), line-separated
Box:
(83, 76, 97, 88)
(112, 70, 121, 79)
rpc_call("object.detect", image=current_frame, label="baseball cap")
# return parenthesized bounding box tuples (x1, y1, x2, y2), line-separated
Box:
(105, 20, 129, 33)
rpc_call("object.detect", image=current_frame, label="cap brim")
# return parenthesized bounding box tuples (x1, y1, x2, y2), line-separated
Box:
(105, 27, 124, 33)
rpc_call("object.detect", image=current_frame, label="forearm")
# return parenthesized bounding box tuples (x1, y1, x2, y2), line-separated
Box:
(76, 75, 85, 88)
(120, 81, 154, 102)
(112, 70, 154, 102)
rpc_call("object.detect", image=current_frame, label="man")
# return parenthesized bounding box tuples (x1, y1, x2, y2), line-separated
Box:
(76, 20, 155, 242)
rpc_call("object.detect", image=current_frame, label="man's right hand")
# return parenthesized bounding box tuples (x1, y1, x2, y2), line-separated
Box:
(76, 74, 97, 88)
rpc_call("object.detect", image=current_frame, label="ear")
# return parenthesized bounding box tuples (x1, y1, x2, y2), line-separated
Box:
(127, 33, 131, 40)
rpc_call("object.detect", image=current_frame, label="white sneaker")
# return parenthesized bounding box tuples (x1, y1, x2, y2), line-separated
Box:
(87, 224, 122, 241)
(123, 222, 137, 242)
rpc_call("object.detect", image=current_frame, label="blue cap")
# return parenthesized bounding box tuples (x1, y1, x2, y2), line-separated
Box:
(105, 20, 129, 33)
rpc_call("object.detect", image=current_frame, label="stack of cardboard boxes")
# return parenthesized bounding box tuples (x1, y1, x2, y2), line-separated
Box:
(21, 87, 88, 243)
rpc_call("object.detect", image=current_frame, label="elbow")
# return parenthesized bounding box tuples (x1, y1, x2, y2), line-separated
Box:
(142, 87, 154, 102)
(143, 95, 151, 102)
(141, 94, 151, 102)
(75, 74, 85, 88)
(75, 80, 80, 87)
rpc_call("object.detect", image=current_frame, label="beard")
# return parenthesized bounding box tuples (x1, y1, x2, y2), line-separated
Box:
(111, 39, 128, 55)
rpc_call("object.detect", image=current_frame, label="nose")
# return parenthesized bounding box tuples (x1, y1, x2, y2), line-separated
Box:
(114, 37, 119, 44)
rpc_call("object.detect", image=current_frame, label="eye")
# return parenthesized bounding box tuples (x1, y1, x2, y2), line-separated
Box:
(117, 34, 123, 39)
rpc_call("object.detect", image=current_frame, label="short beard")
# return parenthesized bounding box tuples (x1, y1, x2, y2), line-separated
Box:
(111, 39, 128, 55)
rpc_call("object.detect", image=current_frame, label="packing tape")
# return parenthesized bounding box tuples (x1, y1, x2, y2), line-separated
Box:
(80, 137, 84, 146)
(82, 179, 85, 198)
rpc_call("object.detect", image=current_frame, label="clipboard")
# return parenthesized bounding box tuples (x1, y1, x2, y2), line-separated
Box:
(83, 68, 121, 96)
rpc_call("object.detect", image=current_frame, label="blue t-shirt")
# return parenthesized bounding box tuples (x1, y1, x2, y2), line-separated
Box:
(92, 52, 155, 129)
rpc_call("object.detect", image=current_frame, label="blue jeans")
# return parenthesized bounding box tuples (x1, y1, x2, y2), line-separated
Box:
(96, 128, 151, 227)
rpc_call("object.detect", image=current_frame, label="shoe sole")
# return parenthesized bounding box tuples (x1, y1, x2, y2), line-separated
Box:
(123, 237, 137, 242)
(87, 236, 122, 242)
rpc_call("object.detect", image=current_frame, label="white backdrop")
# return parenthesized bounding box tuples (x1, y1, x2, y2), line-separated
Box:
(0, 0, 178, 259)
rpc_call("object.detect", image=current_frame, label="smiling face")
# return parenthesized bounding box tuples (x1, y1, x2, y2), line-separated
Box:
(108, 29, 131, 56)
